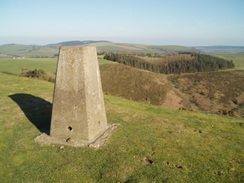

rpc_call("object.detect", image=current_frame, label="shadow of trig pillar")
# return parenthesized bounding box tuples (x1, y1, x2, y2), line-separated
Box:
(50, 47, 108, 143)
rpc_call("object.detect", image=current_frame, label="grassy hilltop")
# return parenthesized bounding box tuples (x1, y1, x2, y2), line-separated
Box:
(0, 72, 244, 182)
(0, 43, 243, 181)
(0, 41, 243, 182)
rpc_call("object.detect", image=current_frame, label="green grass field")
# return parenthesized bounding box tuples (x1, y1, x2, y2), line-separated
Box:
(0, 71, 243, 182)
(0, 58, 58, 74)
(212, 53, 244, 70)
(0, 44, 59, 58)
(0, 52, 243, 77)
(0, 58, 114, 75)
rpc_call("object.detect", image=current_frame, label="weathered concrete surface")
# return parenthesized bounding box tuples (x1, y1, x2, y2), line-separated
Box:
(35, 124, 119, 148)
(50, 47, 108, 143)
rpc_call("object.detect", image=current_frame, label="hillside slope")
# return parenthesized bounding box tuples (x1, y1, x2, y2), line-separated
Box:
(0, 44, 58, 58)
(101, 64, 171, 105)
(100, 64, 244, 117)
(0, 73, 243, 182)
(0, 56, 243, 117)
(169, 71, 244, 116)
(100, 64, 188, 109)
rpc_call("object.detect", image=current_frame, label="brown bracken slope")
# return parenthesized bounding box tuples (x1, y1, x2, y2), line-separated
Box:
(100, 64, 244, 117)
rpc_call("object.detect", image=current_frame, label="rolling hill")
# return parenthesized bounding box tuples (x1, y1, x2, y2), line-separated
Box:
(0, 41, 200, 58)
(0, 72, 243, 182)
(0, 56, 243, 117)
(0, 43, 243, 182)
(1, 41, 244, 58)
(194, 46, 244, 53)
(0, 39, 243, 182)
(46, 40, 110, 48)
(0, 44, 58, 58)
(46, 40, 200, 53)
(100, 64, 244, 117)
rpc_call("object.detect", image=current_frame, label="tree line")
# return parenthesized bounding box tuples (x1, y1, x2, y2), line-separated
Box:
(104, 53, 235, 74)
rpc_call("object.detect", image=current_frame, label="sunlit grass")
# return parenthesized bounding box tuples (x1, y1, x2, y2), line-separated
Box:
(0, 58, 58, 74)
(0, 58, 114, 75)
(0, 73, 243, 182)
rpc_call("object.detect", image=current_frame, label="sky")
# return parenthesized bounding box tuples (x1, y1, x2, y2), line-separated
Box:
(0, 0, 244, 46)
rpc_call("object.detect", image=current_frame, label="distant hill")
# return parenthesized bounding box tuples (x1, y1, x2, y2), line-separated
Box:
(0, 44, 58, 58)
(46, 40, 200, 53)
(85, 42, 200, 53)
(2, 41, 243, 58)
(194, 46, 244, 53)
(46, 40, 111, 48)
(0, 41, 200, 58)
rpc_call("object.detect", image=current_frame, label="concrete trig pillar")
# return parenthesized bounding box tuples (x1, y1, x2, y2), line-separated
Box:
(50, 47, 108, 143)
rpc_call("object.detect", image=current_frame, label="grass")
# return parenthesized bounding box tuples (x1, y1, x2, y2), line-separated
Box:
(0, 58, 114, 75)
(100, 64, 172, 106)
(148, 45, 194, 52)
(0, 73, 243, 182)
(0, 44, 34, 57)
(0, 58, 58, 74)
(98, 59, 116, 65)
(96, 44, 195, 53)
(212, 53, 244, 70)
(0, 44, 58, 58)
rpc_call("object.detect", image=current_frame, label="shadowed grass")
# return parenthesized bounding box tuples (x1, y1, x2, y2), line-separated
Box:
(0, 73, 243, 183)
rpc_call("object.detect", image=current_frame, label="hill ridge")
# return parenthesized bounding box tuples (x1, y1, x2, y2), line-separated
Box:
(0, 41, 199, 58)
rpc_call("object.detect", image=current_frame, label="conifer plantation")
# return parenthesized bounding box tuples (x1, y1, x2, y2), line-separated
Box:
(104, 52, 235, 74)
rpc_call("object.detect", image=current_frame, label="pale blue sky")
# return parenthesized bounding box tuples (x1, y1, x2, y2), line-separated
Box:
(0, 0, 244, 46)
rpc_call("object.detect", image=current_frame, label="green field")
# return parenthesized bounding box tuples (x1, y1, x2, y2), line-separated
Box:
(0, 44, 58, 58)
(0, 58, 114, 75)
(0, 72, 243, 182)
(0, 58, 57, 74)
(0, 52, 243, 77)
(212, 53, 244, 70)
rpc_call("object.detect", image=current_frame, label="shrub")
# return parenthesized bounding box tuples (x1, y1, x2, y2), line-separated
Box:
(20, 69, 56, 83)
